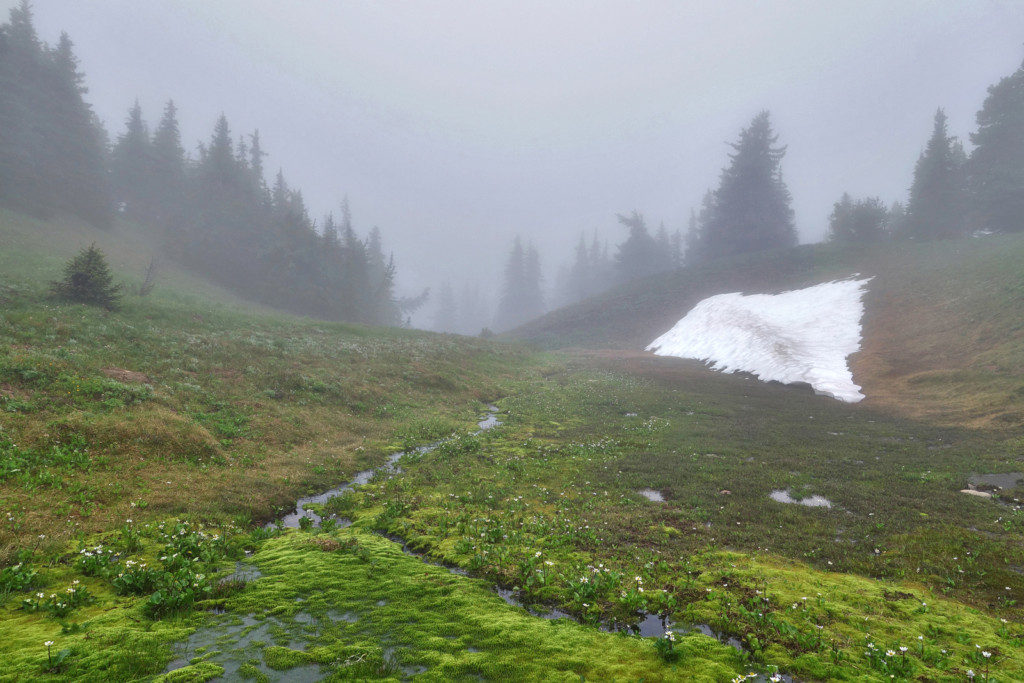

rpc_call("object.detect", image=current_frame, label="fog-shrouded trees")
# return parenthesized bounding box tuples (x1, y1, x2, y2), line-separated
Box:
(827, 193, 888, 244)
(0, 5, 405, 327)
(556, 231, 613, 307)
(614, 211, 672, 284)
(0, 2, 111, 224)
(904, 109, 968, 240)
(691, 111, 796, 262)
(969, 59, 1024, 234)
(495, 236, 544, 331)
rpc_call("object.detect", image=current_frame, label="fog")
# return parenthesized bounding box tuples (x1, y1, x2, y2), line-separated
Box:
(9, 0, 1024, 314)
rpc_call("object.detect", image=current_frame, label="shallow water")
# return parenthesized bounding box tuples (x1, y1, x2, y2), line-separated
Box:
(769, 489, 832, 508)
(276, 406, 502, 529)
(969, 472, 1023, 490)
(638, 488, 665, 502)
(170, 406, 791, 681)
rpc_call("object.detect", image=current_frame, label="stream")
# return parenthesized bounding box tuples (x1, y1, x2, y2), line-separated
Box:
(168, 405, 790, 682)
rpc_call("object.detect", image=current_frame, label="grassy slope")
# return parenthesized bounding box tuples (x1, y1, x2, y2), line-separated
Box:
(0, 209, 533, 557)
(509, 235, 1024, 429)
(2, 211, 1022, 681)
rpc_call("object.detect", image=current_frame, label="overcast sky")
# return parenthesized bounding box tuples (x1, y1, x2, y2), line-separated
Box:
(10, 1, 1024, 309)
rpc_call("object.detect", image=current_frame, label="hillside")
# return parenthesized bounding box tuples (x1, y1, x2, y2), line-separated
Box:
(511, 235, 1024, 428)
(0, 210, 533, 557)
(2, 211, 1022, 682)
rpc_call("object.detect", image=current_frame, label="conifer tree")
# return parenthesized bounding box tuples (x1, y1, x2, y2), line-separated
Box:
(969, 60, 1024, 233)
(696, 112, 795, 260)
(51, 243, 122, 310)
(905, 108, 967, 240)
(613, 211, 669, 283)
(150, 100, 186, 225)
(827, 193, 887, 243)
(523, 243, 545, 320)
(110, 101, 153, 218)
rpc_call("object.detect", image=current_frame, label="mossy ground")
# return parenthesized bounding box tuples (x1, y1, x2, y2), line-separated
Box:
(2, 211, 1023, 681)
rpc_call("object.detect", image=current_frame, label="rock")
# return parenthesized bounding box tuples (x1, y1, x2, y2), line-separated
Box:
(101, 368, 151, 384)
(960, 488, 992, 498)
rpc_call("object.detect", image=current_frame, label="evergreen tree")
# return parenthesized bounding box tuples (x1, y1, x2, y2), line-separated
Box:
(905, 108, 967, 240)
(669, 228, 684, 269)
(0, 5, 111, 224)
(46, 32, 112, 225)
(562, 233, 592, 304)
(51, 243, 122, 310)
(696, 112, 795, 260)
(886, 201, 908, 237)
(969, 60, 1024, 233)
(150, 99, 186, 226)
(522, 243, 545, 320)
(110, 100, 153, 218)
(613, 211, 670, 283)
(827, 193, 888, 244)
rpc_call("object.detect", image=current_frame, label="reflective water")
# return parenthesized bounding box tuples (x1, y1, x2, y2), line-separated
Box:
(769, 489, 832, 508)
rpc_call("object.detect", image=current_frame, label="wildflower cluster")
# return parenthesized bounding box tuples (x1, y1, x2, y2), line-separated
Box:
(76, 545, 118, 577)
(21, 580, 93, 618)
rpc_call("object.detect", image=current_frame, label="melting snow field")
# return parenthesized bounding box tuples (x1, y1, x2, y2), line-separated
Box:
(646, 278, 872, 402)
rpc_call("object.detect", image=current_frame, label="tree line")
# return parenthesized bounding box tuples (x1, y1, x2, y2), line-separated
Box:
(0, 3, 401, 325)
(488, 56, 1024, 328)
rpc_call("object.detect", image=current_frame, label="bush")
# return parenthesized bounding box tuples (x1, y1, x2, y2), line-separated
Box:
(51, 244, 122, 310)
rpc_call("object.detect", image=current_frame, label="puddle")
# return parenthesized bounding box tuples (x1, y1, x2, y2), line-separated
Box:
(222, 561, 262, 583)
(276, 406, 502, 529)
(969, 472, 1023, 491)
(164, 614, 320, 681)
(769, 489, 832, 508)
(638, 489, 665, 502)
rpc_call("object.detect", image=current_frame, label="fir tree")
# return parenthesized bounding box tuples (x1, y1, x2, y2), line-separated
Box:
(695, 112, 795, 260)
(110, 100, 153, 218)
(969, 59, 1024, 233)
(51, 243, 122, 310)
(613, 211, 670, 283)
(150, 100, 186, 226)
(905, 108, 967, 240)
(827, 194, 887, 244)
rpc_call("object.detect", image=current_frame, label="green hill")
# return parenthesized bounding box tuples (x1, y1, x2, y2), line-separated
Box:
(0, 209, 531, 556)
(2, 211, 1022, 682)
(510, 235, 1024, 428)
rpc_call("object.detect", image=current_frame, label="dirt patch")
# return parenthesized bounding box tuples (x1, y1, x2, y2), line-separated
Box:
(101, 367, 151, 384)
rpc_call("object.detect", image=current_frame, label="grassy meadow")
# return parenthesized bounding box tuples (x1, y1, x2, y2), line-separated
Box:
(1, 211, 1022, 681)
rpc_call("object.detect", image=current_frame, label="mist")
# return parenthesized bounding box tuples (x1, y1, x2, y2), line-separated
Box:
(7, 0, 1024, 326)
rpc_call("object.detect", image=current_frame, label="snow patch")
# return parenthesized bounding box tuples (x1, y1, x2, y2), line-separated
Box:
(646, 278, 872, 403)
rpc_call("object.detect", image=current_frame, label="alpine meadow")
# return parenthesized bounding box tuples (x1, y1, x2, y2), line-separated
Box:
(1, 3, 1023, 682)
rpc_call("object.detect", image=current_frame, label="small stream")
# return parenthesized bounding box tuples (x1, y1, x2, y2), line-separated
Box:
(170, 405, 790, 682)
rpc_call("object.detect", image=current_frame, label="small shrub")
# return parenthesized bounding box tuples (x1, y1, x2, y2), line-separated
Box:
(51, 244, 122, 310)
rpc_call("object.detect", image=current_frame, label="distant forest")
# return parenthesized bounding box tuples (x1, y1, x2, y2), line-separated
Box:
(0, 3, 402, 325)
(456, 56, 1024, 334)
(3, 2, 1023, 333)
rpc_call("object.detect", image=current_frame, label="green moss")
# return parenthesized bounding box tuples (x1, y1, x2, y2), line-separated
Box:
(154, 661, 224, 683)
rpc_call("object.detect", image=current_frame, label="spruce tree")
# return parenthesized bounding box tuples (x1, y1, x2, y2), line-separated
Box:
(969, 60, 1024, 233)
(827, 194, 887, 244)
(110, 101, 153, 218)
(905, 109, 967, 240)
(51, 243, 122, 310)
(495, 237, 526, 330)
(696, 112, 795, 260)
(613, 211, 669, 283)
(150, 100, 186, 226)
